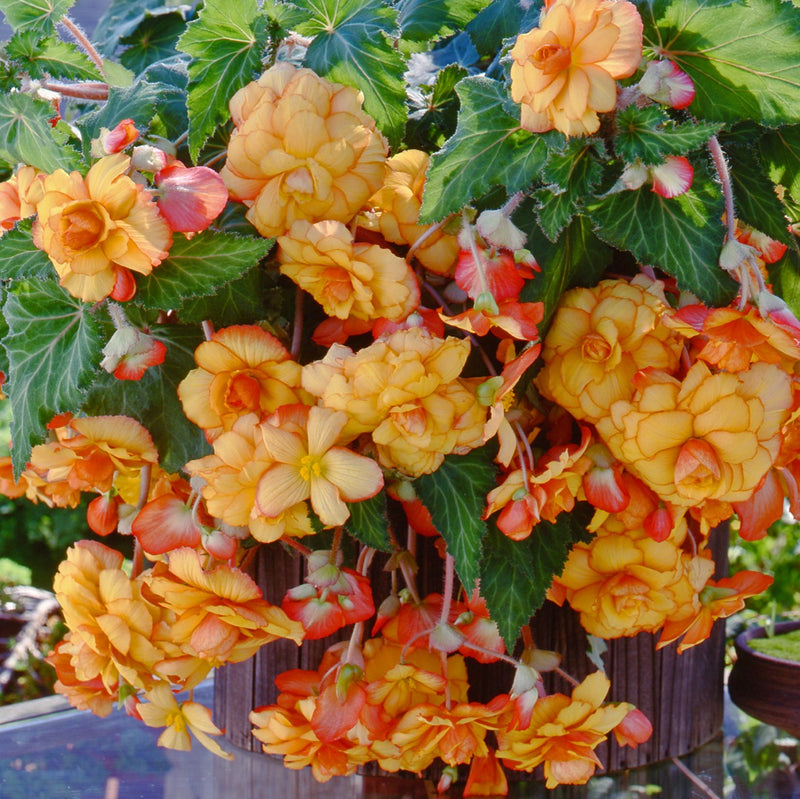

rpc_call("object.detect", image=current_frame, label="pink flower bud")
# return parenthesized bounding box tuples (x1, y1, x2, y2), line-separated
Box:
(131, 145, 172, 173)
(651, 155, 693, 198)
(100, 326, 166, 381)
(639, 60, 695, 110)
(91, 119, 139, 156)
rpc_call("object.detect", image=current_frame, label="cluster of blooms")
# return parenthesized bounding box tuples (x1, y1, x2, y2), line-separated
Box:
(0, 0, 796, 794)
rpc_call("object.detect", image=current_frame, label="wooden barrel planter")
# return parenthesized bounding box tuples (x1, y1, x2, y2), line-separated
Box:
(214, 526, 728, 785)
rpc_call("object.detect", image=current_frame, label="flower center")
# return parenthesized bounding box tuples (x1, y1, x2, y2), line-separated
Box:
(299, 453, 323, 481)
(225, 372, 261, 412)
(533, 44, 572, 75)
(673, 438, 721, 500)
(60, 200, 108, 255)
(581, 332, 612, 362)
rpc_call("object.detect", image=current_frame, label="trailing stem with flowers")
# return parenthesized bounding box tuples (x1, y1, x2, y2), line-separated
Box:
(0, 0, 799, 793)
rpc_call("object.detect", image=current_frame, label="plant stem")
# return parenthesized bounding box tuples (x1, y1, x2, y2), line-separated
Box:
(291, 286, 304, 359)
(60, 16, 105, 75)
(41, 79, 109, 100)
(708, 136, 736, 242)
(670, 756, 723, 799)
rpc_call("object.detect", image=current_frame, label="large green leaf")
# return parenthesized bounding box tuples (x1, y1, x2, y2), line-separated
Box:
(464, 0, 538, 56)
(178, 265, 278, 326)
(419, 76, 548, 223)
(91, 0, 172, 55)
(119, 12, 186, 75)
(296, 0, 407, 147)
(770, 249, 800, 321)
(520, 215, 613, 329)
(397, 0, 488, 41)
(721, 132, 792, 244)
(760, 125, 800, 206)
(178, 0, 268, 161)
(588, 168, 737, 306)
(133, 232, 273, 312)
(3, 281, 104, 476)
(614, 105, 721, 166)
(415, 448, 497, 592)
(0, 93, 79, 172)
(642, 0, 800, 126)
(534, 139, 604, 241)
(480, 508, 592, 650)
(0, 222, 56, 280)
(5, 33, 104, 81)
(345, 491, 392, 552)
(0, 0, 73, 34)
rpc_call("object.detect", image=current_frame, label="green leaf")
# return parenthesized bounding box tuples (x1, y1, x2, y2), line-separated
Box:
(642, 0, 800, 126)
(0, 0, 72, 34)
(134, 231, 273, 312)
(534, 139, 605, 240)
(178, 0, 268, 161)
(520, 215, 612, 328)
(769, 249, 800, 321)
(464, 0, 537, 57)
(415, 448, 497, 592)
(82, 323, 210, 472)
(397, 0, 487, 41)
(178, 265, 278, 326)
(760, 125, 800, 206)
(93, 0, 181, 55)
(0, 93, 79, 172)
(721, 132, 792, 244)
(420, 76, 548, 223)
(0, 222, 56, 280)
(406, 63, 466, 151)
(480, 507, 592, 650)
(3, 280, 104, 476)
(588, 168, 738, 306)
(296, 0, 407, 147)
(345, 491, 392, 552)
(119, 12, 186, 75)
(5, 32, 104, 81)
(614, 105, 722, 166)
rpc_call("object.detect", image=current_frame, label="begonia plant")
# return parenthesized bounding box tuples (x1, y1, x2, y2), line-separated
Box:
(0, 0, 799, 793)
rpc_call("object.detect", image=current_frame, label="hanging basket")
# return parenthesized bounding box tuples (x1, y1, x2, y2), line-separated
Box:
(214, 524, 727, 776)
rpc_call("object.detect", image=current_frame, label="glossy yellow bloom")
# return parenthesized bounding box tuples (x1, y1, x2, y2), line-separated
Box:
(496, 671, 630, 788)
(372, 377, 486, 477)
(53, 540, 167, 693)
(277, 219, 420, 321)
(552, 517, 707, 638)
(29, 414, 159, 496)
(184, 413, 314, 543)
(361, 149, 460, 275)
(32, 153, 171, 302)
(303, 327, 471, 435)
(510, 0, 643, 136)
(596, 361, 793, 506)
(178, 324, 310, 441)
(139, 682, 232, 759)
(535, 278, 684, 424)
(391, 702, 500, 772)
(221, 63, 387, 237)
(255, 405, 384, 527)
(144, 548, 304, 665)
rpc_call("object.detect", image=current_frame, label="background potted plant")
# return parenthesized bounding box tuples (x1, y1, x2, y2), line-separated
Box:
(0, 0, 799, 794)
